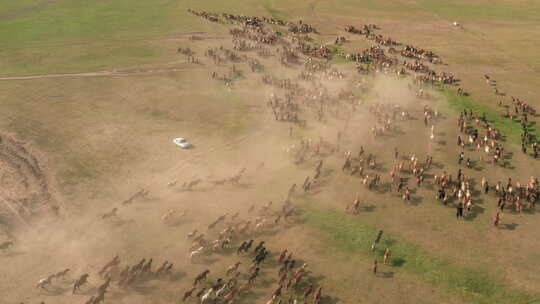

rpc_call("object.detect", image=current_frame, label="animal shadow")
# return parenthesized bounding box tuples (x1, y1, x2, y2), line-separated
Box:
(380, 271, 394, 279)
(362, 205, 376, 212)
(499, 223, 518, 230)
(2, 250, 25, 257)
(391, 258, 406, 267)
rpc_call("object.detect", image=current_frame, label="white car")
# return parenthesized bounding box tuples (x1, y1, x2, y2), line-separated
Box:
(173, 137, 193, 149)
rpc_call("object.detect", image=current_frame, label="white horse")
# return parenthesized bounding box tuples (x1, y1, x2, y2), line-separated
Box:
(36, 275, 54, 289)
(215, 282, 229, 298)
(161, 208, 176, 221)
(201, 288, 215, 303)
(255, 219, 267, 231)
(266, 295, 278, 304)
(190, 246, 205, 262)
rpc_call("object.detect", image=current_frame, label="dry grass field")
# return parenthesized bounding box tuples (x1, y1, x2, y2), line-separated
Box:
(1, 1, 540, 304)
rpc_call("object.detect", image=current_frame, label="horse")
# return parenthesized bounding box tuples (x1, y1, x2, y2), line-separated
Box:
(36, 275, 54, 289)
(187, 229, 198, 239)
(73, 273, 90, 294)
(182, 287, 197, 302)
(93, 291, 106, 304)
(53, 268, 70, 279)
(102, 208, 119, 221)
(226, 262, 241, 276)
(83, 296, 95, 304)
(189, 246, 204, 263)
(215, 282, 229, 297)
(161, 208, 176, 221)
(194, 270, 210, 286)
(201, 288, 215, 303)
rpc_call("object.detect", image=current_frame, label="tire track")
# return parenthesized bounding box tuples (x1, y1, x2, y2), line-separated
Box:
(0, 66, 207, 81)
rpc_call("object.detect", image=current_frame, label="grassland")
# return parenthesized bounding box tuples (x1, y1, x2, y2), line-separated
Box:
(1, 0, 540, 303)
(439, 87, 539, 145)
(303, 207, 535, 304)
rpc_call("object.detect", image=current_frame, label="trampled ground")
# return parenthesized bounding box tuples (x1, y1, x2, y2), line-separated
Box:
(1, 1, 540, 304)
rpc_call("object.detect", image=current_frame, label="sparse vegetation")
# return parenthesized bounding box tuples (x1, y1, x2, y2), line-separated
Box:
(303, 208, 535, 304)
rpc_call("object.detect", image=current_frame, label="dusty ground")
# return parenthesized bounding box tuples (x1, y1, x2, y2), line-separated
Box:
(1, 1, 540, 304)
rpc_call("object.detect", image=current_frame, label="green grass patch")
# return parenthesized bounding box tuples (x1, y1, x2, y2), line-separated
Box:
(0, 0, 182, 46)
(263, 0, 290, 20)
(437, 86, 538, 145)
(303, 207, 535, 304)
(413, 0, 540, 22)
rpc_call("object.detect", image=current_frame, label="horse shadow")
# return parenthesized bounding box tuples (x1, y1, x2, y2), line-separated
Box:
(307, 189, 324, 195)
(1, 250, 25, 257)
(321, 294, 342, 304)
(373, 165, 388, 173)
(381, 239, 397, 248)
(160, 271, 185, 282)
(524, 208, 537, 215)
(322, 168, 335, 177)
(502, 162, 515, 170)
(362, 205, 376, 212)
(432, 162, 445, 169)
(230, 183, 254, 190)
(166, 217, 193, 227)
(79, 286, 99, 296)
(141, 196, 161, 203)
(380, 271, 394, 279)
(499, 223, 519, 230)
(174, 186, 208, 193)
(251, 228, 281, 239)
(103, 218, 132, 227)
(464, 205, 485, 221)
(130, 284, 155, 295)
(39, 285, 71, 296)
(199, 256, 220, 265)
(424, 183, 435, 191)
(410, 196, 423, 205)
(391, 257, 406, 267)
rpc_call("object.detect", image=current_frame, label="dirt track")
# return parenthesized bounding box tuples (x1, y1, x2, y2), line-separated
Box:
(0, 66, 204, 81)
